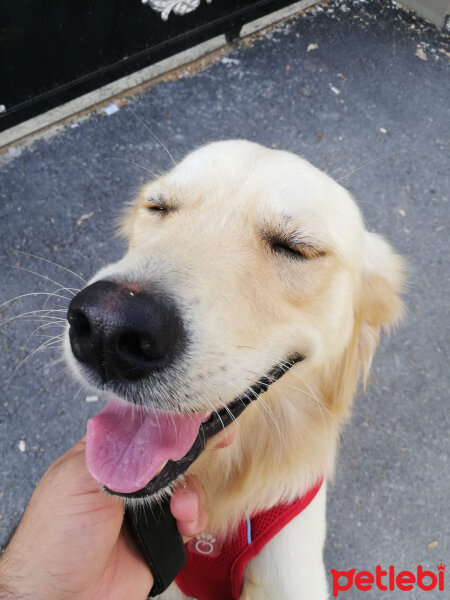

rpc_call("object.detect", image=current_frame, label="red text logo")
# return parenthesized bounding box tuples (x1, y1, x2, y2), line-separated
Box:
(330, 564, 445, 597)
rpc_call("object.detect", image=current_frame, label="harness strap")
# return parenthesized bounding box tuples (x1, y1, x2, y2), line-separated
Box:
(230, 479, 323, 599)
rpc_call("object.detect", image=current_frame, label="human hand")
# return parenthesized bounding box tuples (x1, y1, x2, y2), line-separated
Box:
(0, 438, 207, 600)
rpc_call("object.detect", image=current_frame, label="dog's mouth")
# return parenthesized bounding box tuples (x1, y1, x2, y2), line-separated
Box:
(86, 355, 303, 499)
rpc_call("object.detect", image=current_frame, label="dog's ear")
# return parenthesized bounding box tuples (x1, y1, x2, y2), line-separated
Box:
(323, 232, 405, 418)
(357, 231, 405, 382)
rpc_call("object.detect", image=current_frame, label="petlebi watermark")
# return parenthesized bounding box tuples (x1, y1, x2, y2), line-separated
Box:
(330, 564, 446, 597)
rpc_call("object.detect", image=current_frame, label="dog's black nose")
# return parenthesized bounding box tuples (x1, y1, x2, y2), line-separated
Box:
(67, 280, 184, 382)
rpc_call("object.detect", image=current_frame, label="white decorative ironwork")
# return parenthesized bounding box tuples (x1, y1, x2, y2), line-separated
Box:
(142, 0, 212, 21)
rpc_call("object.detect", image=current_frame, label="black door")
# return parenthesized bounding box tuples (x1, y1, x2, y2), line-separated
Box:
(0, 0, 298, 132)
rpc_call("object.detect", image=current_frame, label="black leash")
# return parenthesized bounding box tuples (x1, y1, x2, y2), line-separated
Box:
(123, 356, 302, 597)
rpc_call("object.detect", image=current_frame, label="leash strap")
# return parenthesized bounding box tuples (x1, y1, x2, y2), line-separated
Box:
(125, 497, 187, 597)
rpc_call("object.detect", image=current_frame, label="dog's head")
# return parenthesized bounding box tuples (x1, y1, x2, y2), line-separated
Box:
(65, 140, 404, 498)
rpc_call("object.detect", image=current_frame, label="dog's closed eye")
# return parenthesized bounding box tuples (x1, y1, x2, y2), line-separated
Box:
(146, 203, 168, 213)
(262, 226, 326, 261)
(260, 217, 326, 262)
(144, 193, 177, 215)
(269, 238, 325, 261)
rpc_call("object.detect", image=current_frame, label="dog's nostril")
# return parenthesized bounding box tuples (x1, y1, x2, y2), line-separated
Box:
(67, 280, 185, 381)
(68, 309, 91, 337)
(117, 333, 164, 364)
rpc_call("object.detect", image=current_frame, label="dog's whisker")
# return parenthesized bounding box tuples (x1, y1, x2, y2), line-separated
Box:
(73, 384, 87, 402)
(11, 265, 79, 296)
(44, 356, 66, 371)
(235, 345, 302, 370)
(41, 287, 72, 311)
(7, 336, 64, 388)
(258, 397, 283, 440)
(199, 393, 231, 431)
(286, 376, 341, 433)
(262, 394, 286, 456)
(285, 381, 327, 434)
(32, 332, 64, 345)
(243, 389, 281, 449)
(198, 390, 243, 440)
(127, 107, 177, 167)
(105, 157, 159, 177)
(21, 316, 65, 349)
(41, 358, 70, 382)
(3, 318, 66, 328)
(59, 365, 79, 386)
(0, 291, 72, 309)
(23, 328, 64, 349)
(0, 310, 67, 328)
(14, 250, 86, 284)
(241, 359, 333, 455)
(34, 333, 64, 339)
(244, 378, 284, 451)
(335, 152, 395, 183)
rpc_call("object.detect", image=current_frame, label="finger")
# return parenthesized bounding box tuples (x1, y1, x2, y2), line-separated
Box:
(171, 487, 199, 522)
(171, 475, 203, 522)
(178, 504, 208, 539)
(45, 438, 112, 499)
(171, 475, 208, 539)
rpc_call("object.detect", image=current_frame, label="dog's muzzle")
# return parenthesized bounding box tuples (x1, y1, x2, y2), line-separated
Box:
(67, 279, 303, 499)
(107, 355, 303, 498)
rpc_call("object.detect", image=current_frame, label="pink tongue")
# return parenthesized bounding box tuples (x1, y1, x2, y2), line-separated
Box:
(86, 398, 203, 493)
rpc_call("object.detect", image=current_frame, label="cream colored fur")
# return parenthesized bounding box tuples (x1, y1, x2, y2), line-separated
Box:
(66, 140, 404, 599)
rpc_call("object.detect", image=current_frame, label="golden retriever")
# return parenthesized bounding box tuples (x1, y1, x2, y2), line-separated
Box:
(65, 140, 404, 599)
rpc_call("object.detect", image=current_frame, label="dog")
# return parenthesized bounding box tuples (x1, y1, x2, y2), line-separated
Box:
(65, 140, 404, 599)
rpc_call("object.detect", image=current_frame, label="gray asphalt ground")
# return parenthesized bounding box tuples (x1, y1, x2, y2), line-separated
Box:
(0, 1, 449, 597)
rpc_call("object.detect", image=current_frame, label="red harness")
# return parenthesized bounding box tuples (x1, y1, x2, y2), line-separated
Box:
(175, 479, 323, 600)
